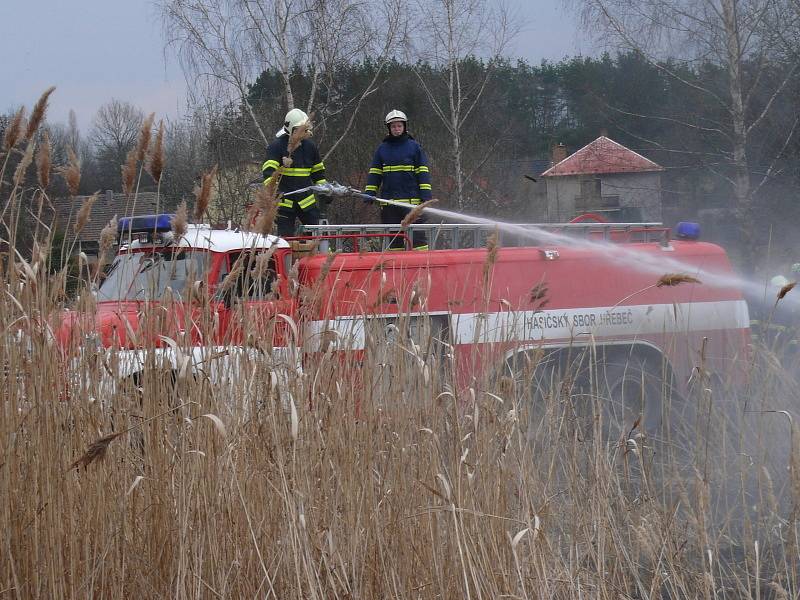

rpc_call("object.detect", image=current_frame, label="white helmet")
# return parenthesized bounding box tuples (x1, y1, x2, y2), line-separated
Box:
(771, 275, 790, 287)
(277, 108, 309, 137)
(384, 109, 407, 126)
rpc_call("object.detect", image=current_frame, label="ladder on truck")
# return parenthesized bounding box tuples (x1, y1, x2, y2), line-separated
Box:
(297, 222, 670, 252)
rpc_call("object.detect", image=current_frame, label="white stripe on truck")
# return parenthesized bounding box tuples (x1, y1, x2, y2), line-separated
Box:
(306, 300, 749, 350)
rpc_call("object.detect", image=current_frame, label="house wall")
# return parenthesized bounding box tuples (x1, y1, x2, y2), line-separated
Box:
(544, 172, 662, 222)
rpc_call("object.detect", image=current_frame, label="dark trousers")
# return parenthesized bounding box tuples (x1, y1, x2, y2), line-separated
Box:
(277, 203, 320, 237)
(381, 203, 428, 249)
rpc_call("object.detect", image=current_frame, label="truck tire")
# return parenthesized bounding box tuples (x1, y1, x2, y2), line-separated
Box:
(502, 349, 587, 440)
(597, 353, 667, 441)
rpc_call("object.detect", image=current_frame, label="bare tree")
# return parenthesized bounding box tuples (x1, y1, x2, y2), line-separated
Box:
(160, 0, 406, 153)
(573, 0, 800, 262)
(89, 99, 145, 186)
(67, 110, 81, 155)
(408, 0, 520, 210)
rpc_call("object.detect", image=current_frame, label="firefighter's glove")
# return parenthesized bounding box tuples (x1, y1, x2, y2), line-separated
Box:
(319, 194, 333, 205)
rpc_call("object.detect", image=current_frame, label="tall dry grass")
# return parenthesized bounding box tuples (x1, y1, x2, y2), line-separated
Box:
(1, 91, 800, 599)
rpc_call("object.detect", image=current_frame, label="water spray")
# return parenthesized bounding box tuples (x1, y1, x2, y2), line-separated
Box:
(283, 183, 795, 310)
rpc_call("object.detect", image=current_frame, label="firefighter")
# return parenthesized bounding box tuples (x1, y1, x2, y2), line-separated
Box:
(364, 109, 432, 250)
(262, 108, 329, 237)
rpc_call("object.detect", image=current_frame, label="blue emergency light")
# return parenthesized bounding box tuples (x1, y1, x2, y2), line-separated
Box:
(117, 214, 174, 234)
(675, 221, 700, 240)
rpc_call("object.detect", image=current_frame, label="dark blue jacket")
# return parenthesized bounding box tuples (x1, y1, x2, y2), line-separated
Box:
(262, 135, 326, 211)
(365, 133, 432, 204)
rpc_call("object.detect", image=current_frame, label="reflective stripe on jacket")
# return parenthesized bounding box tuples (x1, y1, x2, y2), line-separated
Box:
(365, 133, 432, 205)
(262, 135, 327, 210)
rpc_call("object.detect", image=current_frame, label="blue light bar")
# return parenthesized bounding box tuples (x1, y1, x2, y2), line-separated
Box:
(675, 221, 700, 240)
(117, 214, 174, 234)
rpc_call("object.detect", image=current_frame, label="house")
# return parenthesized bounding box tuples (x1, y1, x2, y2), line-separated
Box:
(50, 190, 162, 259)
(539, 136, 665, 223)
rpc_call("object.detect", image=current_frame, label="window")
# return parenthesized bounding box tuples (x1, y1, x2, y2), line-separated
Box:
(97, 250, 211, 301)
(580, 178, 602, 201)
(222, 251, 279, 301)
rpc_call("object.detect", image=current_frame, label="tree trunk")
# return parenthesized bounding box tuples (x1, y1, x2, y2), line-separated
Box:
(277, 0, 295, 110)
(721, 0, 754, 268)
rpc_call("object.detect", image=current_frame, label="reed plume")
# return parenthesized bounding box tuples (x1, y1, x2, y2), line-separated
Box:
(656, 273, 701, 287)
(529, 281, 549, 303)
(254, 185, 279, 236)
(121, 148, 137, 195)
(287, 117, 312, 155)
(58, 147, 81, 196)
(146, 120, 164, 183)
(252, 249, 277, 280)
(482, 229, 499, 289)
(777, 281, 796, 301)
(97, 215, 118, 272)
(69, 432, 123, 470)
(3, 107, 25, 150)
(264, 120, 309, 206)
(172, 200, 188, 239)
(36, 130, 51, 188)
(25, 86, 55, 140)
(263, 175, 279, 206)
(220, 253, 246, 295)
(370, 287, 398, 308)
(74, 192, 98, 236)
(401, 199, 438, 229)
(135, 112, 155, 163)
(768, 581, 790, 600)
(13, 140, 35, 186)
(193, 165, 217, 221)
(69, 402, 194, 471)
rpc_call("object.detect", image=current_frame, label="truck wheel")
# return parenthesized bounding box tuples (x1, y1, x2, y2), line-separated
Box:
(503, 350, 584, 439)
(503, 351, 562, 401)
(597, 354, 667, 441)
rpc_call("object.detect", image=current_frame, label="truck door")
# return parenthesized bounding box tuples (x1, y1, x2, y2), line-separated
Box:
(216, 250, 294, 348)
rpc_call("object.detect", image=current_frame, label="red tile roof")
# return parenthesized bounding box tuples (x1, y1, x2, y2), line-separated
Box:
(541, 136, 664, 177)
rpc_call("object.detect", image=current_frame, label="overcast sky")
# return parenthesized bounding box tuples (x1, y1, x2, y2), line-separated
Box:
(1, 0, 590, 132)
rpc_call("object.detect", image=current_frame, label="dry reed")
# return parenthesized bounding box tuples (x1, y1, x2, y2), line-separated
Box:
(254, 185, 279, 235)
(3, 107, 25, 150)
(36, 130, 51, 189)
(58, 147, 81, 196)
(69, 402, 196, 471)
(401, 199, 438, 229)
(251, 250, 277, 280)
(370, 286, 398, 308)
(529, 281, 548, 303)
(12, 140, 35, 186)
(193, 165, 217, 221)
(146, 120, 165, 183)
(3, 134, 799, 599)
(777, 281, 796, 301)
(172, 200, 188, 239)
(268, 117, 313, 214)
(220, 253, 246, 295)
(121, 148, 137, 195)
(135, 112, 155, 163)
(287, 117, 312, 156)
(97, 215, 117, 273)
(656, 273, 702, 287)
(69, 432, 123, 470)
(25, 86, 55, 140)
(73, 192, 98, 235)
(482, 229, 499, 290)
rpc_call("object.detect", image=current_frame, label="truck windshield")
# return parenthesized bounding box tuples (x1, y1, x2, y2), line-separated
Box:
(96, 250, 211, 301)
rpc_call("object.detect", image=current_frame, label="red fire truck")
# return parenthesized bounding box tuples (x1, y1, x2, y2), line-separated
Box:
(56, 214, 750, 431)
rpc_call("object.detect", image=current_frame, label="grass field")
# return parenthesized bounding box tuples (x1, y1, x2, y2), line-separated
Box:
(2, 93, 800, 599)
